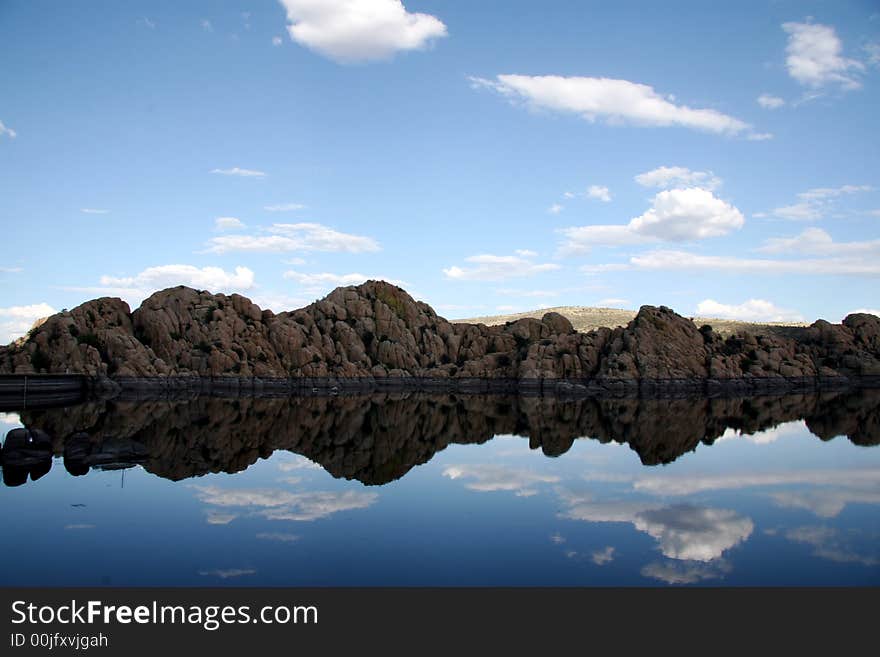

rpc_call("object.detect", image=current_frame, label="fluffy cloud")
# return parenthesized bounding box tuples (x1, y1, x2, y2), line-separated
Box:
(272, 36, 283, 46)
(634, 166, 722, 191)
(758, 228, 880, 256)
(279, 0, 447, 63)
(587, 185, 612, 202)
(214, 216, 246, 231)
(0, 119, 17, 139)
(559, 492, 753, 562)
(591, 546, 616, 565)
(757, 93, 785, 109)
(471, 74, 753, 136)
(64, 265, 255, 308)
(283, 270, 408, 297)
(785, 526, 878, 566)
(443, 464, 559, 497)
(0, 303, 57, 345)
(206, 223, 380, 254)
(443, 253, 561, 282)
(210, 167, 266, 177)
(558, 188, 743, 254)
(547, 203, 564, 214)
(782, 21, 864, 90)
(695, 299, 804, 323)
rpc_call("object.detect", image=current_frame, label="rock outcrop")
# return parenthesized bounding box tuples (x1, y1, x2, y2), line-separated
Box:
(1, 281, 879, 384)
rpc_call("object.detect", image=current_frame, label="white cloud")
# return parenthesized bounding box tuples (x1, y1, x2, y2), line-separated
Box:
(757, 93, 785, 109)
(64, 265, 256, 308)
(758, 228, 880, 257)
(279, 0, 447, 63)
(0, 120, 17, 139)
(283, 270, 408, 296)
(850, 308, 880, 318)
(200, 18, 213, 32)
(214, 216, 246, 231)
(635, 166, 722, 191)
(0, 267, 22, 273)
(619, 249, 880, 276)
(782, 21, 864, 90)
(587, 185, 611, 202)
(558, 188, 743, 254)
(759, 185, 874, 222)
(443, 253, 561, 282)
(745, 132, 774, 141)
(0, 303, 57, 344)
(80, 208, 109, 214)
(210, 167, 266, 177)
(785, 526, 878, 565)
(496, 288, 560, 298)
(471, 74, 753, 136)
(559, 492, 753, 562)
(591, 546, 616, 565)
(547, 203, 564, 214)
(264, 203, 306, 212)
(205, 222, 380, 254)
(443, 464, 559, 497)
(137, 17, 156, 29)
(272, 36, 283, 46)
(192, 485, 377, 522)
(695, 298, 804, 323)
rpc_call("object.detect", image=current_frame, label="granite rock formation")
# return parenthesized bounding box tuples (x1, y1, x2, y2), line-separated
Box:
(1, 281, 879, 384)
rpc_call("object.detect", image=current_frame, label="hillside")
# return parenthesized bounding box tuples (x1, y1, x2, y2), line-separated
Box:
(458, 306, 808, 338)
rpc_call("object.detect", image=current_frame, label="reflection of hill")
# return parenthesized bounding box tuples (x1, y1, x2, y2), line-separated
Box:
(7, 389, 880, 486)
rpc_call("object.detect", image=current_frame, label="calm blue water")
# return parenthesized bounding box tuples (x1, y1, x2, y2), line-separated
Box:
(1, 392, 878, 586)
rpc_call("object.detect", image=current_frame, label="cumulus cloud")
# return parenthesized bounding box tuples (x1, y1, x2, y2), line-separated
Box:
(470, 74, 753, 136)
(558, 492, 753, 562)
(558, 188, 743, 255)
(587, 185, 612, 202)
(210, 167, 266, 177)
(214, 216, 246, 231)
(279, 0, 447, 63)
(634, 166, 722, 191)
(782, 21, 864, 90)
(63, 265, 255, 308)
(758, 228, 880, 257)
(695, 299, 804, 323)
(547, 203, 564, 214)
(443, 253, 561, 282)
(0, 303, 57, 344)
(443, 464, 560, 497)
(757, 93, 785, 109)
(206, 222, 380, 254)
(0, 120, 17, 139)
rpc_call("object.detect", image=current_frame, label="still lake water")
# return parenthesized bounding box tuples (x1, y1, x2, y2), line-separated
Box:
(1, 390, 879, 586)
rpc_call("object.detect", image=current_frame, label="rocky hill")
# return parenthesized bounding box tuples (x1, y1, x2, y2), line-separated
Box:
(0, 280, 879, 385)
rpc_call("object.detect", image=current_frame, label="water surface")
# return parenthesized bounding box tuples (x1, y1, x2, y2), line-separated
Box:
(1, 390, 879, 586)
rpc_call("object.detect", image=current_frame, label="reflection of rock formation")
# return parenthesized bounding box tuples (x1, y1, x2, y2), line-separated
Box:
(5, 388, 880, 487)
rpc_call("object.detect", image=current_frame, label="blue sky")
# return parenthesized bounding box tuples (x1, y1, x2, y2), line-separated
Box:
(1, 0, 879, 342)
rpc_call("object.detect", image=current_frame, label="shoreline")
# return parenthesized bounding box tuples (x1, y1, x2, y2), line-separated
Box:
(3, 373, 880, 408)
